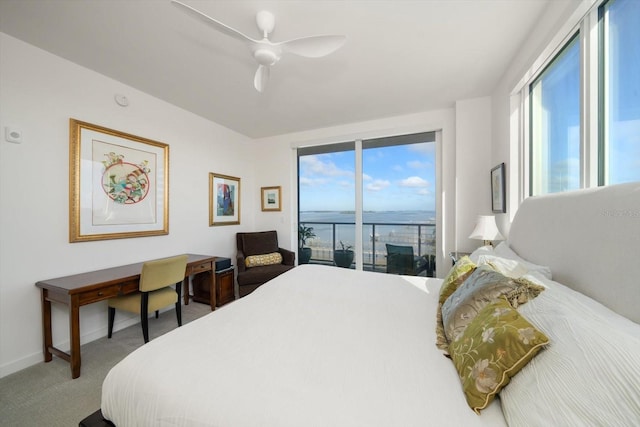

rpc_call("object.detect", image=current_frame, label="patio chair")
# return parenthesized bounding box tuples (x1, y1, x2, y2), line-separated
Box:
(385, 244, 432, 276)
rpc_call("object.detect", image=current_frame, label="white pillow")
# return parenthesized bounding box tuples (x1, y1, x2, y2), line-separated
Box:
(500, 276, 640, 426)
(493, 242, 552, 279)
(476, 254, 528, 278)
(468, 245, 494, 264)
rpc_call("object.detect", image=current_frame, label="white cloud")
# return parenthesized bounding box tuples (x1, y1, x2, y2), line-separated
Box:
(366, 179, 391, 191)
(299, 155, 352, 177)
(299, 176, 329, 187)
(399, 176, 429, 188)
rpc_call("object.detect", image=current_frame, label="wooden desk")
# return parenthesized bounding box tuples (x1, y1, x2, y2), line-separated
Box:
(36, 253, 216, 379)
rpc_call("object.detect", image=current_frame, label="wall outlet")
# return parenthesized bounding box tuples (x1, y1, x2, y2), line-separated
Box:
(5, 127, 22, 144)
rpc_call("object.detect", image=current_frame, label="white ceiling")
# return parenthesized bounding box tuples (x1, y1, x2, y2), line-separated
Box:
(0, 0, 564, 139)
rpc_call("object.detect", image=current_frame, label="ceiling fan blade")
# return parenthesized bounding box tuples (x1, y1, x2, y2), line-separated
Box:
(278, 35, 346, 58)
(254, 65, 270, 92)
(171, 0, 258, 44)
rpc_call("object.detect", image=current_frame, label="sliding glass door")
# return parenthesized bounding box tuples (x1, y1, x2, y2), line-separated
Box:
(362, 133, 436, 274)
(298, 141, 355, 266)
(298, 132, 436, 276)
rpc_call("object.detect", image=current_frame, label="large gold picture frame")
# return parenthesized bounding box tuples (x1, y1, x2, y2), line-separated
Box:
(69, 119, 169, 242)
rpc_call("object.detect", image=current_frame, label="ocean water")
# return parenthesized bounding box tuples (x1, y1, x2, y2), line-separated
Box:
(299, 211, 436, 262)
(300, 210, 435, 224)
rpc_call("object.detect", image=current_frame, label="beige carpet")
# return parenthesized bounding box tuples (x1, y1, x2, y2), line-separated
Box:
(0, 302, 211, 427)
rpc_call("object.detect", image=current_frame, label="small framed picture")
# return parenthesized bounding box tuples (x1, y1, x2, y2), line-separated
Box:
(261, 186, 281, 212)
(491, 163, 506, 213)
(209, 173, 240, 226)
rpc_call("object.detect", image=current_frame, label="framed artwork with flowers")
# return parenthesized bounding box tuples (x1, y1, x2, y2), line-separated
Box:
(69, 119, 169, 242)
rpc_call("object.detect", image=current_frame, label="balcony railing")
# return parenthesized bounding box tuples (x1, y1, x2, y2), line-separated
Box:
(299, 221, 436, 275)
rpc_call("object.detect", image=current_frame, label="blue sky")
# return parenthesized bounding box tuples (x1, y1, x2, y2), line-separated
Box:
(299, 142, 436, 212)
(537, 0, 640, 193)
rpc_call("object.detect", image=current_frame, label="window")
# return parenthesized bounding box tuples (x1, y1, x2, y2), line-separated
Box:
(529, 35, 581, 196)
(522, 0, 640, 197)
(297, 132, 436, 274)
(599, 0, 640, 185)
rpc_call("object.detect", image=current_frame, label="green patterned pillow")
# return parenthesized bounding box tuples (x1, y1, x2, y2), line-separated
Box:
(245, 252, 283, 268)
(441, 266, 544, 344)
(439, 256, 477, 305)
(436, 256, 477, 352)
(449, 297, 549, 414)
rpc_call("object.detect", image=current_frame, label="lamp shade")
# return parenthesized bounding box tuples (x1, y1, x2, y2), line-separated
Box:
(469, 215, 504, 243)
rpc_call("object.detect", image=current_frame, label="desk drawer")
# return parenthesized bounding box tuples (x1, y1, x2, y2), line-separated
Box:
(187, 261, 212, 275)
(78, 285, 120, 304)
(78, 280, 139, 305)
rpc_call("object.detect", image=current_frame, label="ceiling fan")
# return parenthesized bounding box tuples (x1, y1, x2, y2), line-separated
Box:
(171, 0, 346, 93)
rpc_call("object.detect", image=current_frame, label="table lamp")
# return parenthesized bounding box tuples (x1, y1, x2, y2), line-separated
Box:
(469, 215, 504, 247)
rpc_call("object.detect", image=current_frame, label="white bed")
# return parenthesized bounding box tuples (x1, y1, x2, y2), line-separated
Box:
(102, 264, 507, 426)
(101, 182, 640, 426)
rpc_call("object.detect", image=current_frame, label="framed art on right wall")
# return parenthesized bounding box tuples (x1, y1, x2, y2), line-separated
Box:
(491, 163, 506, 213)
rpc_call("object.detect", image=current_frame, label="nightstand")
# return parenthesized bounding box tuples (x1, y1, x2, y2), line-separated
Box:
(215, 267, 235, 306)
(192, 266, 236, 308)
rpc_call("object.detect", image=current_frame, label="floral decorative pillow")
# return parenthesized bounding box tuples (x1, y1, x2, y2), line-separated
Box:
(439, 256, 476, 305)
(245, 252, 283, 268)
(435, 256, 477, 351)
(449, 297, 549, 414)
(441, 265, 544, 343)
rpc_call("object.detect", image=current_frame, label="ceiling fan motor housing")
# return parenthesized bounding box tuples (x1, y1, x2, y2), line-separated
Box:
(252, 45, 281, 65)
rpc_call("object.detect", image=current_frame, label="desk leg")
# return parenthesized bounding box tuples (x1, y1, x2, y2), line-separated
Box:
(183, 276, 190, 306)
(41, 289, 53, 363)
(69, 295, 81, 379)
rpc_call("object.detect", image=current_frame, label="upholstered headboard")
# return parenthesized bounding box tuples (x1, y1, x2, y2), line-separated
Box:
(509, 182, 640, 324)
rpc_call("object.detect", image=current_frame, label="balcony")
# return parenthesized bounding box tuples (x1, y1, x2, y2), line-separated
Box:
(299, 221, 436, 276)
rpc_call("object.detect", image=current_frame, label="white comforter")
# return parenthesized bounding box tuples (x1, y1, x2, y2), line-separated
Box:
(102, 264, 507, 426)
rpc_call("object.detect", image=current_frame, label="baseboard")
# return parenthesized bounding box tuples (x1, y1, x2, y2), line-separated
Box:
(0, 316, 140, 379)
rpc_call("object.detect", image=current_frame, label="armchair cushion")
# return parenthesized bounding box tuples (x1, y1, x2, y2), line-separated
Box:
(242, 231, 279, 256)
(237, 263, 294, 287)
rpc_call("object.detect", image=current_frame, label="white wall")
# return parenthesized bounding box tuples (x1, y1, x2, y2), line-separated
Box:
(455, 97, 493, 252)
(0, 33, 256, 377)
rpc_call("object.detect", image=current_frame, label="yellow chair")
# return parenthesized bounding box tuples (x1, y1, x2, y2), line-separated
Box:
(108, 255, 188, 343)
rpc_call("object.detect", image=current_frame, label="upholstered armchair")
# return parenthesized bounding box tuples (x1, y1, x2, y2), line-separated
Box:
(236, 231, 295, 297)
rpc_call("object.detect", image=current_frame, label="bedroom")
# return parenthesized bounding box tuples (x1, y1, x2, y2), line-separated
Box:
(1, 0, 639, 425)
